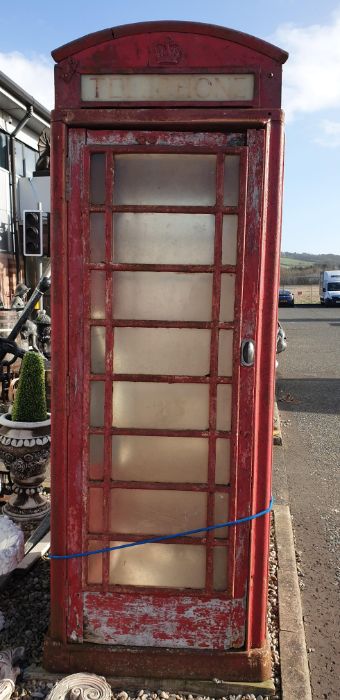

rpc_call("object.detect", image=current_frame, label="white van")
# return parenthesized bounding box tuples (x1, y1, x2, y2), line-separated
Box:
(319, 270, 340, 305)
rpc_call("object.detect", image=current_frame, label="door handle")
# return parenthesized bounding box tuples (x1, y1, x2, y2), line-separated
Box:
(241, 339, 255, 367)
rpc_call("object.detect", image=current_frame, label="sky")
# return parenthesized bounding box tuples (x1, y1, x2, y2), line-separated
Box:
(1, 0, 339, 255)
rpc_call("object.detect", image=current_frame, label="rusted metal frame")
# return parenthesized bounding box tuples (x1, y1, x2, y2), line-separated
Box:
(205, 152, 224, 593)
(90, 319, 235, 329)
(52, 107, 279, 129)
(84, 582, 230, 597)
(84, 142, 245, 155)
(101, 149, 114, 592)
(89, 204, 238, 214)
(88, 264, 236, 273)
(233, 130, 266, 648)
(90, 374, 232, 383)
(85, 529, 228, 545)
(86, 129, 247, 147)
(89, 427, 231, 438)
(82, 147, 92, 591)
(89, 480, 232, 493)
(227, 147, 248, 598)
(66, 128, 87, 642)
(247, 120, 284, 650)
(49, 120, 68, 643)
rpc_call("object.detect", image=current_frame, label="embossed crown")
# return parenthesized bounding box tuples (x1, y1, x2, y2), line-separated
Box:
(151, 37, 183, 65)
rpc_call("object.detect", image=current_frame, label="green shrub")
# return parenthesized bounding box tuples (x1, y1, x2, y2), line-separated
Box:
(11, 352, 48, 422)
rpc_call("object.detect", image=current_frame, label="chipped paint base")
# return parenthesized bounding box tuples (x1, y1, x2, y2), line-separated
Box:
(43, 638, 272, 682)
(83, 592, 245, 649)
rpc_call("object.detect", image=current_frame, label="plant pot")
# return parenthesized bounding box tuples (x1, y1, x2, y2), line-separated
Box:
(0, 413, 51, 522)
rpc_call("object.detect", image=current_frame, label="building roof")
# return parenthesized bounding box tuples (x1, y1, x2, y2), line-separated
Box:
(0, 70, 50, 135)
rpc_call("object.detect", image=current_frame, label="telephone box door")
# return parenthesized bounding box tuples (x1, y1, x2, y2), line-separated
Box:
(66, 126, 265, 650)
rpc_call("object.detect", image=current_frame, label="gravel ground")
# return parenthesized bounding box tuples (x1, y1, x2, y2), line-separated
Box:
(0, 516, 281, 700)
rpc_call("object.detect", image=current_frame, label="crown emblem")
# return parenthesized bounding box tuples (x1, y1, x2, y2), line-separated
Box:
(150, 37, 183, 65)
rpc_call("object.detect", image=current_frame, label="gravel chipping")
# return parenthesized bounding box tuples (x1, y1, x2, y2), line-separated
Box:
(0, 515, 281, 700)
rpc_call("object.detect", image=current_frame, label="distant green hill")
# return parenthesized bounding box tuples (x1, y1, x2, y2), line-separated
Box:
(281, 252, 340, 268)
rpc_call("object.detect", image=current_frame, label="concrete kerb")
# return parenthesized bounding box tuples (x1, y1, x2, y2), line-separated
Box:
(273, 505, 312, 700)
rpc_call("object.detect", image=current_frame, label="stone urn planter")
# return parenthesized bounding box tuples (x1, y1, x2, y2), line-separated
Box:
(0, 351, 51, 522)
(0, 413, 51, 521)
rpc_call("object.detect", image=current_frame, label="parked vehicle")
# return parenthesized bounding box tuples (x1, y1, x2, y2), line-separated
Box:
(279, 288, 294, 306)
(276, 321, 287, 368)
(319, 270, 340, 305)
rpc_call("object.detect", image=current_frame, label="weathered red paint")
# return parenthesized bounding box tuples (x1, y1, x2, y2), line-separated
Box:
(46, 20, 286, 680)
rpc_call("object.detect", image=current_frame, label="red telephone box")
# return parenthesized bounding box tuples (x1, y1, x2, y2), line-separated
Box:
(45, 22, 287, 682)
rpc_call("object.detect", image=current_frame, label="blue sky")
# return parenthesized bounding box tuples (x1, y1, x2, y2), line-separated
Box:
(1, 0, 339, 255)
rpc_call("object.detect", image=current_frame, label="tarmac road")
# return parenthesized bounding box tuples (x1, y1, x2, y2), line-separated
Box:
(275, 305, 340, 699)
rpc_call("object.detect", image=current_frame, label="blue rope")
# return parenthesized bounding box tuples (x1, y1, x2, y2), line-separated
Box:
(48, 496, 273, 560)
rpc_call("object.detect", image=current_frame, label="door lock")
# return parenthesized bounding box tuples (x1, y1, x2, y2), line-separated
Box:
(241, 339, 255, 367)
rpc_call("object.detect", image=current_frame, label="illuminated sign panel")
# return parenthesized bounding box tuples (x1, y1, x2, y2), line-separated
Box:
(81, 74, 255, 102)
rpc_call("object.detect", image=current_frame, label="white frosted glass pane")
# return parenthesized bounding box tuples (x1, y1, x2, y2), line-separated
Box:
(213, 547, 228, 590)
(114, 154, 216, 205)
(90, 381, 105, 427)
(88, 488, 104, 533)
(222, 215, 238, 265)
(110, 489, 206, 536)
(90, 213, 105, 262)
(113, 272, 213, 321)
(87, 540, 103, 584)
(113, 213, 215, 264)
(90, 271, 106, 319)
(114, 327, 210, 375)
(216, 385, 232, 431)
(112, 436, 208, 482)
(219, 274, 235, 322)
(90, 153, 105, 205)
(91, 326, 106, 373)
(112, 382, 209, 429)
(215, 439, 231, 485)
(109, 543, 206, 588)
(214, 493, 230, 539)
(89, 434, 104, 480)
(218, 330, 233, 376)
(224, 155, 240, 206)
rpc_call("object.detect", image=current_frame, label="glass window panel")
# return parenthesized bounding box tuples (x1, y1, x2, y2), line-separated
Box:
(112, 382, 209, 430)
(114, 154, 216, 206)
(215, 439, 231, 485)
(113, 272, 213, 322)
(113, 213, 215, 264)
(89, 434, 104, 480)
(214, 492, 230, 539)
(216, 385, 232, 431)
(23, 145, 37, 178)
(111, 436, 208, 483)
(91, 326, 106, 374)
(90, 213, 105, 263)
(90, 271, 106, 319)
(109, 542, 206, 588)
(213, 547, 228, 590)
(222, 215, 238, 265)
(90, 153, 106, 204)
(87, 539, 103, 584)
(90, 381, 105, 427)
(114, 327, 210, 376)
(15, 141, 24, 177)
(224, 155, 240, 206)
(88, 488, 104, 533)
(0, 133, 9, 170)
(219, 274, 235, 322)
(218, 330, 233, 376)
(110, 489, 206, 536)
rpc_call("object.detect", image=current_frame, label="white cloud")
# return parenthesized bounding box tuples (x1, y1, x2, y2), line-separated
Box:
(315, 119, 340, 148)
(0, 51, 54, 111)
(270, 9, 340, 121)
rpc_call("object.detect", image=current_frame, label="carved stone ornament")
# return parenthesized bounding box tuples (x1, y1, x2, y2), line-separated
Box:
(0, 647, 25, 700)
(60, 57, 79, 83)
(149, 36, 184, 65)
(46, 673, 112, 700)
(0, 414, 51, 522)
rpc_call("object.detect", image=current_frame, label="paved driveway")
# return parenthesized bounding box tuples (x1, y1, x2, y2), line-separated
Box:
(275, 305, 340, 699)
